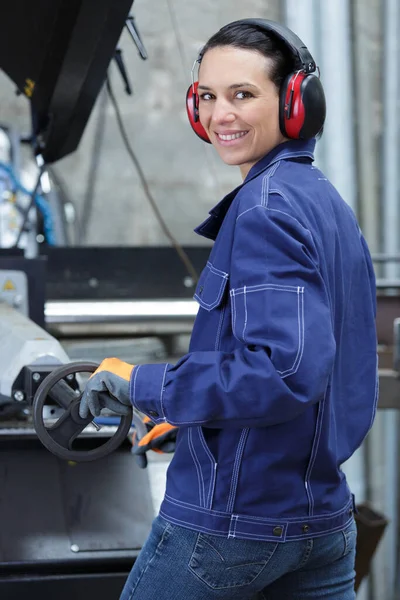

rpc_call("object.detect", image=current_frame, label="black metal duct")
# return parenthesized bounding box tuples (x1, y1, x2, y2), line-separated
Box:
(0, 0, 133, 163)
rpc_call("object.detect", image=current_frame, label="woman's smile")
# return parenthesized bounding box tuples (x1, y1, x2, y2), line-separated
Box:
(215, 130, 249, 145)
(198, 46, 286, 178)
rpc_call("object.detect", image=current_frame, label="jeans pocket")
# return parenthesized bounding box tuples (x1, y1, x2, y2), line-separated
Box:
(188, 533, 278, 590)
(342, 519, 357, 557)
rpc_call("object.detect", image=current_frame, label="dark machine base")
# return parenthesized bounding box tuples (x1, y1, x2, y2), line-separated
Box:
(0, 435, 154, 600)
(1, 572, 129, 600)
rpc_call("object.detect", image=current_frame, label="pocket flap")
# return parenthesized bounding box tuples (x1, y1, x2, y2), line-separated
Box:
(194, 262, 229, 311)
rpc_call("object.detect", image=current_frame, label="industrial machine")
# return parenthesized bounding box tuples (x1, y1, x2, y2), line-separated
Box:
(0, 302, 155, 599)
(1, 1, 400, 598)
(0, 2, 160, 598)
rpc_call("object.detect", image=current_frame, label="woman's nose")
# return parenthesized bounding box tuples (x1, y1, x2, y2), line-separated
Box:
(211, 99, 236, 124)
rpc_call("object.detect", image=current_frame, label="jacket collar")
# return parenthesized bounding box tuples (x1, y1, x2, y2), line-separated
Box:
(195, 139, 316, 240)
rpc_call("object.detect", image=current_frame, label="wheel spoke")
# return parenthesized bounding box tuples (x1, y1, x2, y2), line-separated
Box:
(47, 401, 91, 449)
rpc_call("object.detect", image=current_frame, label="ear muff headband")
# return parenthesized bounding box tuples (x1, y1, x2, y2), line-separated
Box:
(186, 18, 326, 142)
(232, 18, 316, 73)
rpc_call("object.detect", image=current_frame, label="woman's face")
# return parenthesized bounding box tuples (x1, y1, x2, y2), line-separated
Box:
(198, 46, 287, 179)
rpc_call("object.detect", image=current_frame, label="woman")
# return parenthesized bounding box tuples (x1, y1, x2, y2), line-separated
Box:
(80, 19, 377, 599)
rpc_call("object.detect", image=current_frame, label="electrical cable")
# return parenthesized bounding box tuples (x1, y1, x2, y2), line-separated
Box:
(106, 76, 198, 283)
(80, 85, 108, 243)
(0, 161, 55, 246)
(47, 165, 80, 245)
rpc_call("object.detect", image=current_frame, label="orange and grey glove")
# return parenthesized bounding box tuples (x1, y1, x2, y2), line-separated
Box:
(79, 358, 134, 418)
(131, 416, 178, 468)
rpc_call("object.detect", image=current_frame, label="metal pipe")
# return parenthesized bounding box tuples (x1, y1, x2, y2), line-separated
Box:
(318, 0, 357, 213)
(284, 0, 326, 172)
(45, 299, 198, 337)
(380, 0, 400, 595)
(382, 0, 400, 279)
(351, 0, 380, 253)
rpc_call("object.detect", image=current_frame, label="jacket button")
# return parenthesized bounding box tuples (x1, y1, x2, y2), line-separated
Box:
(148, 410, 159, 418)
(302, 525, 310, 533)
(198, 286, 204, 295)
(273, 526, 283, 537)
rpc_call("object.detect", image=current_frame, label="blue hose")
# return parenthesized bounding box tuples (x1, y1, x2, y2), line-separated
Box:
(0, 161, 56, 245)
(93, 416, 135, 427)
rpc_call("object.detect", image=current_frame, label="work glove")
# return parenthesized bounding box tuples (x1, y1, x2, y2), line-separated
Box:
(131, 416, 178, 468)
(79, 357, 134, 418)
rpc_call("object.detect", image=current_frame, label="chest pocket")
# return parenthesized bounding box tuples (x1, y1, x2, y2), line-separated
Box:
(194, 261, 229, 311)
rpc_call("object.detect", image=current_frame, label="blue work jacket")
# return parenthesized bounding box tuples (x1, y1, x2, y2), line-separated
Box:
(130, 139, 378, 542)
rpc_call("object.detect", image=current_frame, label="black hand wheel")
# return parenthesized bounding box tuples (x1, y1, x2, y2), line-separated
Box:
(33, 361, 133, 462)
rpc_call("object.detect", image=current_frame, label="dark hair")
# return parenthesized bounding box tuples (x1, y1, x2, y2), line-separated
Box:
(199, 22, 296, 92)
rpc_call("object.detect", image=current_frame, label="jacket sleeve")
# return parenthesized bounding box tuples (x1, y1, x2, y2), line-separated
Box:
(130, 203, 336, 428)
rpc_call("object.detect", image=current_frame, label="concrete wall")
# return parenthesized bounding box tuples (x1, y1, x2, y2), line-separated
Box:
(0, 0, 282, 247)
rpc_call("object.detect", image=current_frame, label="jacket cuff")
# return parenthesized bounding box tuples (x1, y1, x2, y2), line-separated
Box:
(129, 363, 170, 423)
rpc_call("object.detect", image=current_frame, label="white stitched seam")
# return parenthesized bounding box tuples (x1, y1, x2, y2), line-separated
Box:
(232, 285, 305, 378)
(232, 284, 299, 295)
(215, 304, 226, 351)
(159, 511, 228, 536)
(228, 515, 237, 538)
(266, 191, 311, 228)
(230, 290, 238, 340)
(261, 172, 268, 208)
(271, 151, 314, 162)
(197, 427, 216, 508)
(131, 365, 141, 410)
(221, 498, 353, 522)
(207, 463, 217, 510)
(236, 200, 317, 269)
(206, 261, 229, 278)
(262, 162, 280, 207)
(198, 427, 215, 465)
(266, 206, 308, 228)
(368, 359, 379, 432)
(164, 493, 230, 515)
(264, 202, 322, 274)
(188, 428, 205, 508)
(236, 205, 264, 221)
(195, 269, 228, 311)
(231, 522, 351, 540)
(159, 364, 168, 419)
(233, 514, 239, 537)
(164, 417, 214, 425)
(159, 510, 353, 541)
(226, 433, 244, 512)
(269, 188, 293, 208)
(163, 493, 353, 521)
(226, 428, 249, 513)
(242, 286, 248, 343)
(277, 287, 305, 377)
(305, 391, 326, 517)
(160, 505, 353, 536)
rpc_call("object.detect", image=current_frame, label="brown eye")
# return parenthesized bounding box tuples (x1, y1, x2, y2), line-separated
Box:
(199, 93, 214, 101)
(235, 91, 253, 99)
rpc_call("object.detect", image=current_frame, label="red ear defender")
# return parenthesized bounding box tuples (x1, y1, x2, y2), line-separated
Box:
(186, 20, 326, 143)
(279, 71, 326, 139)
(186, 81, 211, 143)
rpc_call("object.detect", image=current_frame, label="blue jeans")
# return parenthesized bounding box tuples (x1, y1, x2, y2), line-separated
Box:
(120, 515, 357, 599)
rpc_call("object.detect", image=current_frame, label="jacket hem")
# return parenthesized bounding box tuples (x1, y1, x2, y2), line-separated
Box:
(159, 494, 354, 542)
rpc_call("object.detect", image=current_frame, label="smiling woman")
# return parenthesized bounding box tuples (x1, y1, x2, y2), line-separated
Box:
(197, 45, 287, 178)
(83, 18, 376, 600)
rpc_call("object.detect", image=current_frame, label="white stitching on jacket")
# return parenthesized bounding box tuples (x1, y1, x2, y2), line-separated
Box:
(188, 428, 206, 508)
